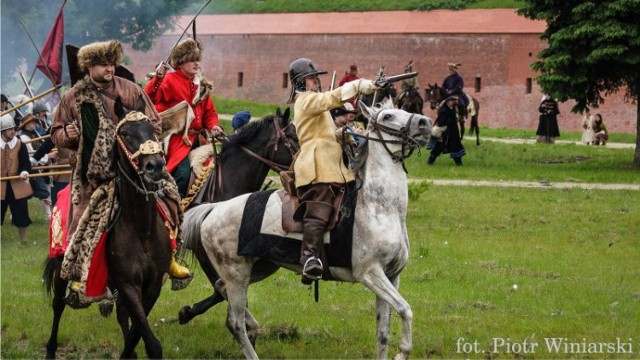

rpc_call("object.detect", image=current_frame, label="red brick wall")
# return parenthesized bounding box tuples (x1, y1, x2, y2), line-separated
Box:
(126, 33, 636, 134)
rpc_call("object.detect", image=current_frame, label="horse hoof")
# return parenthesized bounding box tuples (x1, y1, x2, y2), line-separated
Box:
(178, 305, 193, 325)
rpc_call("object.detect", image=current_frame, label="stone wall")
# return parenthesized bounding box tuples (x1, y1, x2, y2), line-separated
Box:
(125, 32, 636, 134)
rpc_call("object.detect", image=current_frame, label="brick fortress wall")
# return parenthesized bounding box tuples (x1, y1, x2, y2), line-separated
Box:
(126, 32, 636, 134)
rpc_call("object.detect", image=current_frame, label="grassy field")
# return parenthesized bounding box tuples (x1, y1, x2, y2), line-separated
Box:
(1, 136, 638, 359)
(191, 0, 521, 14)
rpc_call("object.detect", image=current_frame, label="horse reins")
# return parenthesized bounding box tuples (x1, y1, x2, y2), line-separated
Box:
(355, 112, 421, 173)
(238, 114, 298, 173)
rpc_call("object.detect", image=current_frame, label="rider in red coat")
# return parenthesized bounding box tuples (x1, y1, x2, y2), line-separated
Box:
(145, 38, 222, 196)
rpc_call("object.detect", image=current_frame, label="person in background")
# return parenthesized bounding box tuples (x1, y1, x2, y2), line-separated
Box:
(442, 62, 468, 118)
(231, 110, 251, 133)
(536, 94, 560, 144)
(592, 113, 609, 145)
(32, 101, 52, 133)
(338, 64, 360, 86)
(396, 60, 422, 107)
(1, 114, 33, 244)
(145, 38, 223, 197)
(581, 108, 595, 145)
(331, 103, 364, 142)
(427, 95, 466, 166)
(287, 57, 378, 283)
(18, 114, 52, 221)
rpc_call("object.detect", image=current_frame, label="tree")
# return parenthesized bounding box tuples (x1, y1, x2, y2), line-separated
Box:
(1, 0, 200, 90)
(518, 0, 640, 167)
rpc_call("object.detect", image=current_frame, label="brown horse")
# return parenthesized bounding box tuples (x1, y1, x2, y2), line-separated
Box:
(44, 101, 172, 359)
(425, 83, 481, 145)
(395, 87, 424, 115)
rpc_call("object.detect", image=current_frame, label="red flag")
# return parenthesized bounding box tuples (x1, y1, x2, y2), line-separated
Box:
(36, 1, 65, 85)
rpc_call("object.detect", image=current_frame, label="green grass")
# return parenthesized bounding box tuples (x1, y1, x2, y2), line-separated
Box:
(2, 185, 638, 359)
(191, 0, 520, 14)
(407, 138, 639, 184)
(480, 126, 636, 144)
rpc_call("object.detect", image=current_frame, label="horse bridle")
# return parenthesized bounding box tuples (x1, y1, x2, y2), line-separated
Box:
(114, 112, 166, 200)
(357, 111, 422, 173)
(237, 113, 298, 173)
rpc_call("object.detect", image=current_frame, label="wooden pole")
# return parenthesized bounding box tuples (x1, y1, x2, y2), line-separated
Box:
(23, 134, 52, 143)
(1, 86, 61, 116)
(32, 164, 70, 171)
(1, 170, 71, 181)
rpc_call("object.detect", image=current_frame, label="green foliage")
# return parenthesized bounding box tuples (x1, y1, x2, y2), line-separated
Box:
(518, 0, 640, 111)
(408, 180, 431, 201)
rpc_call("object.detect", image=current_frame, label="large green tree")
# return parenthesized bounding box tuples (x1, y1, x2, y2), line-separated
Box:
(1, 0, 199, 90)
(518, 0, 640, 167)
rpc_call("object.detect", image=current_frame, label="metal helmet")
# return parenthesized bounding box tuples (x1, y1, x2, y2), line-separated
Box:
(287, 58, 327, 103)
(1, 114, 16, 131)
(33, 101, 50, 114)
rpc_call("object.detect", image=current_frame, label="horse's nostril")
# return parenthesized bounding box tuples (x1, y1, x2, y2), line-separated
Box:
(145, 160, 162, 174)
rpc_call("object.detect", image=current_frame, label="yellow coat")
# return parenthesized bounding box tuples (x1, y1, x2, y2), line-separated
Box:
(293, 89, 355, 188)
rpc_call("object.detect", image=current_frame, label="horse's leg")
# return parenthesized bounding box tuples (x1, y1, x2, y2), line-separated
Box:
(375, 285, 393, 360)
(118, 285, 163, 359)
(114, 300, 139, 359)
(45, 274, 68, 359)
(179, 291, 225, 324)
(361, 268, 412, 360)
(473, 114, 480, 146)
(178, 250, 225, 324)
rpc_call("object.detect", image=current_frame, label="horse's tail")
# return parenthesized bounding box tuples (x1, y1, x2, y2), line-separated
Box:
(182, 203, 217, 259)
(42, 257, 62, 298)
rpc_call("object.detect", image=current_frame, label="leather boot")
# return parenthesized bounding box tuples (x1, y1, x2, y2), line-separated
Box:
(428, 155, 436, 165)
(169, 250, 192, 279)
(300, 201, 334, 283)
(454, 157, 462, 166)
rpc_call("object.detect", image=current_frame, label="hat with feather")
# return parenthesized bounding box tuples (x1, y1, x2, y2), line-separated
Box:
(170, 38, 204, 68)
(447, 62, 461, 71)
(77, 40, 123, 72)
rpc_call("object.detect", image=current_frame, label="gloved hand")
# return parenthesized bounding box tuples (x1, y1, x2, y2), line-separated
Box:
(341, 79, 380, 100)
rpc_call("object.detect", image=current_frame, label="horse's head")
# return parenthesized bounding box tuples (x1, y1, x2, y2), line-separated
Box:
(360, 98, 432, 150)
(224, 107, 298, 173)
(115, 111, 166, 184)
(425, 83, 444, 110)
(270, 107, 299, 170)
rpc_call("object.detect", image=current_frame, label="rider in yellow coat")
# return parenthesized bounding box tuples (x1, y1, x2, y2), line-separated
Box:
(287, 58, 378, 283)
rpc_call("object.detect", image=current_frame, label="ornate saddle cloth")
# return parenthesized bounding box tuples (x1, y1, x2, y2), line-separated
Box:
(237, 189, 355, 269)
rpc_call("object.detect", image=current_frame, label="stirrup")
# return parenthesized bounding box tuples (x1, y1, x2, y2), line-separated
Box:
(169, 254, 192, 280)
(302, 257, 323, 281)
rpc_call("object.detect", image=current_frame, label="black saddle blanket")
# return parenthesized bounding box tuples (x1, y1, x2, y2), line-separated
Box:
(237, 189, 354, 268)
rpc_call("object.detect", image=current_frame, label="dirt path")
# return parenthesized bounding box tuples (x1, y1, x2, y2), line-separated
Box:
(481, 137, 635, 149)
(411, 179, 640, 191)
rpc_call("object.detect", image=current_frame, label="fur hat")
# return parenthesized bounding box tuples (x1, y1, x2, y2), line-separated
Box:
(18, 113, 36, 129)
(77, 40, 123, 72)
(447, 63, 461, 71)
(170, 38, 204, 68)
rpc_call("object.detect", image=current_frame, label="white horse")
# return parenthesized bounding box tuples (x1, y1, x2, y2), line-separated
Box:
(182, 99, 432, 359)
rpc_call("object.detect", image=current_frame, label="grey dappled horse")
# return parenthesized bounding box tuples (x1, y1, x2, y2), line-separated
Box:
(181, 99, 432, 359)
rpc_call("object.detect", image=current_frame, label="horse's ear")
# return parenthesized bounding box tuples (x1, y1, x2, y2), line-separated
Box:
(358, 100, 375, 120)
(275, 107, 282, 118)
(283, 107, 291, 122)
(114, 96, 125, 120)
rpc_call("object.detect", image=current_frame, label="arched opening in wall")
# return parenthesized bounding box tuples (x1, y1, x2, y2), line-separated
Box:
(526, 78, 532, 94)
(475, 77, 481, 92)
(237, 72, 244, 87)
(282, 73, 288, 88)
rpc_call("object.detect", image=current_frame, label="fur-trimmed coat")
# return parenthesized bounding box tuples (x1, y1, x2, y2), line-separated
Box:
(145, 69, 219, 173)
(51, 76, 161, 236)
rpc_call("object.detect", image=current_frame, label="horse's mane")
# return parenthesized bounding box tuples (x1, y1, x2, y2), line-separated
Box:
(351, 139, 369, 179)
(222, 115, 275, 150)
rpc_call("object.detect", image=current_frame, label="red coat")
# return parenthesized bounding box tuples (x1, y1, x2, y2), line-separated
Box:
(145, 69, 219, 172)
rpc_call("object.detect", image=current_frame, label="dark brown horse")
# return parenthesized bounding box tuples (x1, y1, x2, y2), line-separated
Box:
(178, 107, 299, 324)
(44, 103, 172, 359)
(425, 83, 481, 145)
(395, 87, 424, 114)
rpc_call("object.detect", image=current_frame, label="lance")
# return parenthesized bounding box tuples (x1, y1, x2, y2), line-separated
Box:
(330, 70, 337, 91)
(32, 164, 71, 171)
(165, 0, 212, 64)
(2, 86, 61, 117)
(23, 134, 52, 144)
(1, 170, 71, 181)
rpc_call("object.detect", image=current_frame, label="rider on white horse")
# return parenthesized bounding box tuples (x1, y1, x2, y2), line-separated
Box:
(287, 57, 379, 283)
